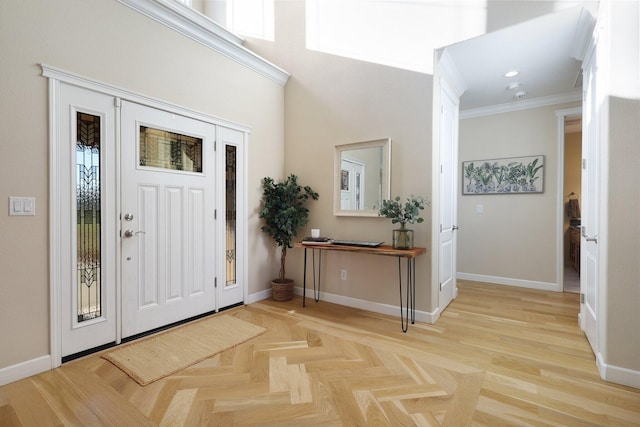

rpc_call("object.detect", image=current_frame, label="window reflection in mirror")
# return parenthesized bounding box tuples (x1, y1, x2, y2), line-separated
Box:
(334, 138, 391, 217)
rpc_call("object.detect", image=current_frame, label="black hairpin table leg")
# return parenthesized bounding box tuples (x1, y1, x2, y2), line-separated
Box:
(398, 256, 416, 332)
(312, 249, 321, 302)
(302, 248, 307, 307)
(411, 257, 416, 324)
(302, 247, 322, 307)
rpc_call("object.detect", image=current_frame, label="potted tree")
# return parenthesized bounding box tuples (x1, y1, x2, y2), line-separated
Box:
(259, 174, 319, 301)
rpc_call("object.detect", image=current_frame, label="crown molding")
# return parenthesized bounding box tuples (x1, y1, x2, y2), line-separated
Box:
(437, 48, 468, 98)
(41, 63, 251, 133)
(570, 7, 597, 61)
(460, 90, 582, 119)
(116, 0, 289, 85)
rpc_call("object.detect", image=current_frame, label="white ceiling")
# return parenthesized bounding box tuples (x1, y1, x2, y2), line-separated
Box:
(443, 6, 596, 113)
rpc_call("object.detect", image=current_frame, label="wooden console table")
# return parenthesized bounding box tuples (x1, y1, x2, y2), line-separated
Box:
(294, 242, 427, 332)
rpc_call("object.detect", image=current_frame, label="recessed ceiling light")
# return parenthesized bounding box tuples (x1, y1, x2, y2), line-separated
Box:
(505, 70, 519, 78)
(507, 82, 521, 90)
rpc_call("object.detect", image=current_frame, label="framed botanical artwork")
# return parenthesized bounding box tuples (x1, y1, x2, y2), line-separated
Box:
(462, 155, 544, 195)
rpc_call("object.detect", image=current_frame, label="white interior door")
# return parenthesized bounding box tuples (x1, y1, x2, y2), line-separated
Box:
(340, 158, 365, 210)
(580, 49, 599, 355)
(60, 84, 117, 357)
(120, 101, 216, 338)
(438, 80, 459, 311)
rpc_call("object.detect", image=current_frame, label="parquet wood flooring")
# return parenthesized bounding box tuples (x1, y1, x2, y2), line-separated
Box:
(1, 280, 639, 426)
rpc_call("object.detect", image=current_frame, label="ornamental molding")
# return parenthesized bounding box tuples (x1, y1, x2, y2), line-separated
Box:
(116, 0, 289, 85)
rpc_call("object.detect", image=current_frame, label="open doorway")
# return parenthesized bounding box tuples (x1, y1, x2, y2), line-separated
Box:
(562, 114, 582, 293)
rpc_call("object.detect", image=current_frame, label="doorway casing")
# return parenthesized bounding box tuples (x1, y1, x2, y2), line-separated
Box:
(555, 106, 583, 293)
(43, 64, 249, 368)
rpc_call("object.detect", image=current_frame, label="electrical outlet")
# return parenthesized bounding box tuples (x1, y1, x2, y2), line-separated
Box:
(340, 269, 347, 281)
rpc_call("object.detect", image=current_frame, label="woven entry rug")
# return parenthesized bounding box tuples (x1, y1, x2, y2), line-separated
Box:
(102, 314, 266, 385)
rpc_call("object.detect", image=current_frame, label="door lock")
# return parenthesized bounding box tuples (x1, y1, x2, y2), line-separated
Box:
(123, 229, 145, 238)
(123, 213, 134, 221)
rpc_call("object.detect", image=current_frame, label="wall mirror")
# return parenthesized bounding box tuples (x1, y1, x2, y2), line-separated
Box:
(334, 138, 391, 217)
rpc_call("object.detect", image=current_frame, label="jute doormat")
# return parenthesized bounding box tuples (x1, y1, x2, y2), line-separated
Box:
(102, 314, 266, 385)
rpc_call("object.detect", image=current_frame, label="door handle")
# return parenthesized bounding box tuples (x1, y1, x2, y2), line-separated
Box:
(452, 225, 459, 230)
(123, 229, 145, 238)
(581, 227, 598, 243)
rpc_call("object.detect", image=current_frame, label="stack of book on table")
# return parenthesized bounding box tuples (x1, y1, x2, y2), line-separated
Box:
(301, 237, 333, 245)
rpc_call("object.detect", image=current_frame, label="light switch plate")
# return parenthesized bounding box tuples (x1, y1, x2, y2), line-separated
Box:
(9, 197, 36, 216)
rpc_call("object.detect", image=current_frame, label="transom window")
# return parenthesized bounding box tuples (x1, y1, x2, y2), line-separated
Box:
(139, 126, 203, 173)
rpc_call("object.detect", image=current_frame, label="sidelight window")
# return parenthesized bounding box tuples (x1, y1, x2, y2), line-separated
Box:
(76, 112, 102, 322)
(225, 145, 237, 286)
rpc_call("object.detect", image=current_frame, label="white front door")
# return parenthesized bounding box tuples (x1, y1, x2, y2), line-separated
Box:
(580, 48, 599, 355)
(59, 84, 117, 357)
(120, 101, 216, 338)
(50, 71, 248, 363)
(438, 80, 459, 311)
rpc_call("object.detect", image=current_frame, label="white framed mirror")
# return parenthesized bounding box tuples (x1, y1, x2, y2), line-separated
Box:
(334, 138, 391, 217)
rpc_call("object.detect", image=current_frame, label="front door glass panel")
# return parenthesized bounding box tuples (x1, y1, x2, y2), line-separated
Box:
(76, 112, 102, 322)
(139, 126, 203, 172)
(225, 145, 237, 286)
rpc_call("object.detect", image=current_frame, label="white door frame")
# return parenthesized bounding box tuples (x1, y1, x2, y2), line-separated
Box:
(431, 49, 467, 322)
(555, 107, 582, 292)
(43, 64, 249, 367)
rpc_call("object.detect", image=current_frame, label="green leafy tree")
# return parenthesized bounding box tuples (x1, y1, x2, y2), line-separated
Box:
(260, 174, 319, 282)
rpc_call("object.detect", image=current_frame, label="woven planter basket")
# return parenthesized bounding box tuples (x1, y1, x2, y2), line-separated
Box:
(272, 279, 294, 301)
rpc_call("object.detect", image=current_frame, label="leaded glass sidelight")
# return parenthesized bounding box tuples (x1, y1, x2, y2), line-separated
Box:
(76, 112, 102, 322)
(225, 145, 237, 286)
(139, 126, 203, 172)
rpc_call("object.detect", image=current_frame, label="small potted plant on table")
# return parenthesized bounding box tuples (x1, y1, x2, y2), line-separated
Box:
(259, 174, 319, 301)
(379, 195, 428, 249)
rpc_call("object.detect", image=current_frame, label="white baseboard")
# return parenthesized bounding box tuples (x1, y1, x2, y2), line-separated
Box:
(247, 287, 438, 324)
(597, 352, 640, 389)
(245, 287, 272, 305)
(457, 272, 560, 292)
(293, 286, 438, 324)
(0, 355, 51, 387)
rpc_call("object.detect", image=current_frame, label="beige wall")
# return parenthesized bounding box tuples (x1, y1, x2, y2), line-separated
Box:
(602, 0, 640, 373)
(458, 102, 580, 285)
(245, 1, 433, 311)
(0, 0, 284, 369)
(2, 0, 637, 385)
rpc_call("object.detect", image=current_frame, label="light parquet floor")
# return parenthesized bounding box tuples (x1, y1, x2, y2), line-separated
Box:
(1, 280, 639, 426)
